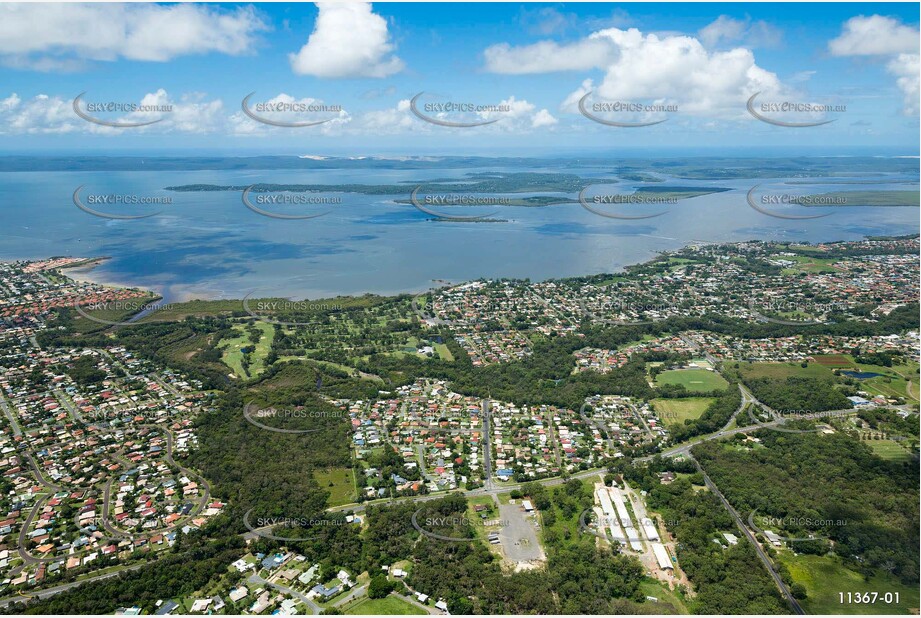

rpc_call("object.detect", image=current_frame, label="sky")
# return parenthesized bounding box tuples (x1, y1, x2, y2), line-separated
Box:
(0, 2, 918, 155)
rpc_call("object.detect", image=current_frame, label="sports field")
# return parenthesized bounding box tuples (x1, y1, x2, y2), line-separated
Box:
(655, 369, 728, 392)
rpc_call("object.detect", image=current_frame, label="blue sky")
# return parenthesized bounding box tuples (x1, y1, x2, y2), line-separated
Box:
(0, 2, 918, 155)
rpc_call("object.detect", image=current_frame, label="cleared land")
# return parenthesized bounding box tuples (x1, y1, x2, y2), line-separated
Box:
(344, 596, 426, 615)
(737, 361, 835, 381)
(652, 398, 716, 426)
(865, 439, 912, 461)
(315, 467, 356, 507)
(812, 355, 852, 366)
(639, 579, 691, 614)
(655, 369, 729, 392)
(777, 255, 839, 275)
(433, 343, 454, 361)
(778, 553, 919, 615)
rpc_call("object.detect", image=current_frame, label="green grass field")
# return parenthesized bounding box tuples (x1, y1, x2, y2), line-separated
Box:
(219, 321, 274, 379)
(778, 553, 920, 614)
(434, 343, 454, 361)
(806, 357, 918, 404)
(655, 369, 729, 393)
(344, 596, 426, 615)
(853, 362, 919, 404)
(639, 579, 691, 614)
(777, 254, 840, 274)
(652, 398, 716, 426)
(315, 467, 356, 507)
(737, 362, 835, 381)
(865, 439, 912, 461)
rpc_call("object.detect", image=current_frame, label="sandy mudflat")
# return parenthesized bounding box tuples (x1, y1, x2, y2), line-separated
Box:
(63, 258, 143, 291)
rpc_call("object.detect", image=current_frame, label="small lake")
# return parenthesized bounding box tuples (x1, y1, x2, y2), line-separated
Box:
(841, 371, 886, 379)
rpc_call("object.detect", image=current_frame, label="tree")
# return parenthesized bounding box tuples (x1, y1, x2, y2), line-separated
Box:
(368, 575, 393, 599)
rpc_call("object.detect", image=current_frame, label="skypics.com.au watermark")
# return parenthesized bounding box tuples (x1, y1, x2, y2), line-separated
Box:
(577, 509, 679, 544)
(578, 185, 673, 220)
(409, 187, 503, 221)
(586, 299, 712, 326)
(243, 509, 349, 541)
(747, 509, 846, 543)
(746, 184, 844, 220)
(83, 408, 186, 423)
(73, 185, 168, 220)
(242, 293, 342, 326)
(241, 186, 341, 220)
(241, 93, 343, 128)
(748, 297, 847, 326)
(747, 92, 845, 128)
(411, 509, 508, 542)
(73, 92, 172, 128)
(746, 406, 849, 434)
(578, 92, 677, 127)
(243, 403, 344, 434)
(74, 299, 179, 327)
(410, 92, 511, 128)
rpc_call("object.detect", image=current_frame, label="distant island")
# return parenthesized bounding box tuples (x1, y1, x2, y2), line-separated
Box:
(165, 172, 733, 205)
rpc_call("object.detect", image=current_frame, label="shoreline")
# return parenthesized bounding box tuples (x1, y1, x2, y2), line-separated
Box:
(61, 257, 168, 301)
(23, 231, 921, 306)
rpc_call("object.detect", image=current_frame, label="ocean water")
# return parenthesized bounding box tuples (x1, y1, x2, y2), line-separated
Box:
(0, 166, 917, 302)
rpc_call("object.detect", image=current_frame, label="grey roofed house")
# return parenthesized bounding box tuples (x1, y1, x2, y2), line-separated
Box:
(311, 583, 341, 599)
(261, 553, 286, 569)
(154, 601, 179, 615)
(763, 530, 782, 546)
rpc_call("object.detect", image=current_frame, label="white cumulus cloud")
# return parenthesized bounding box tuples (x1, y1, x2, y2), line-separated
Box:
(483, 37, 617, 74)
(483, 96, 557, 131)
(229, 92, 351, 135)
(485, 26, 787, 118)
(887, 53, 920, 116)
(828, 15, 919, 56)
(698, 15, 782, 48)
(1, 90, 225, 134)
(289, 3, 403, 78)
(0, 4, 266, 68)
(829, 15, 920, 115)
(581, 28, 785, 116)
